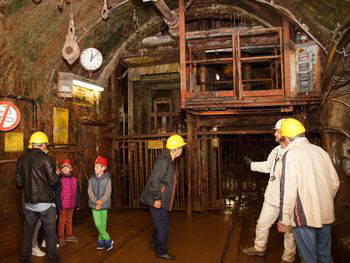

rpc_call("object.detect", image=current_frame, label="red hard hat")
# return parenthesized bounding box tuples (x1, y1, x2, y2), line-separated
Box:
(61, 159, 72, 168)
(95, 156, 108, 167)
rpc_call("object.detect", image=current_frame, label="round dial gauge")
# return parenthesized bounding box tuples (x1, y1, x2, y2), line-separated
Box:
(79, 48, 103, 71)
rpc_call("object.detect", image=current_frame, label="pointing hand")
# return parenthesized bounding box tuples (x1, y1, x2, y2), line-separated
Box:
(244, 156, 252, 168)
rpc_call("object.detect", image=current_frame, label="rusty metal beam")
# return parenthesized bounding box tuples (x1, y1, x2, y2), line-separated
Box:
(179, 0, 186, 109)
(0, 159, 17, 164)
(141, 31, 278, 48)
(283, 18, 291, 98)
(185, 55, 280, 65)
(185, 27, 281, 38)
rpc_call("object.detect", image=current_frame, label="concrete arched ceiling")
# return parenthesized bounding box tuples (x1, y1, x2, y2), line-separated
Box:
(1, 0, 350, 86)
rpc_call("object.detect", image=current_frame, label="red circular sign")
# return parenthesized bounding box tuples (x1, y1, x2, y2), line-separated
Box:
(0, 101, 21, 131)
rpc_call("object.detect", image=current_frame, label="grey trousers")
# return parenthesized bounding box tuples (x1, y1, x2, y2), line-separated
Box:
(32, 220, 42, 248)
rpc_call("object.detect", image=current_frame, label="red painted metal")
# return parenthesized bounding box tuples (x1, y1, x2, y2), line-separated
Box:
(237, 33, 242, 100)
(279, 27, 285, 94)
(283, 18, 291, 99)
(179, 0, 186, 109)
(188, 91, 235, 98)
(232, 32, 237, 97)
(242, 89, 283, 97)
(178, 22, 320, 112)
(241, 55, 281, 62)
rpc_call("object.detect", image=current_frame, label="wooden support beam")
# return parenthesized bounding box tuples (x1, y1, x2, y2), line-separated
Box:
(128, 71, 134, 134)
(111, 67, 119, 205)
(186, 113, 194, 217)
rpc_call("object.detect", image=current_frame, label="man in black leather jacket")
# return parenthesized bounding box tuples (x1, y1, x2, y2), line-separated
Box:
(140, 135, 186, 260)
(16, 132, 60, 262)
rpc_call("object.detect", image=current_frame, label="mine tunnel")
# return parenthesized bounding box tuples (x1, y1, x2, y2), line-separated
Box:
(0, 0, 350, 262)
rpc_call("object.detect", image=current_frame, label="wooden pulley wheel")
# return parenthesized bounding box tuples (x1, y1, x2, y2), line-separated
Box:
(62, 19, 80, 65)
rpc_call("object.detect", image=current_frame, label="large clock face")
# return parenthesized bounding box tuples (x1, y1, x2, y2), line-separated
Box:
(80, 48, 103, 71)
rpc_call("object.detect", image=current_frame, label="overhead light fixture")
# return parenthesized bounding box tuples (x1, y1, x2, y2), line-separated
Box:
(72, 79, 104, 92)
(216, 73, 220, 81)
(57, 72, 105, 98)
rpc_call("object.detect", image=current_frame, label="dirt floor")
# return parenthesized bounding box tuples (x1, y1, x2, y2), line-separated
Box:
(2, 205, 296, 263)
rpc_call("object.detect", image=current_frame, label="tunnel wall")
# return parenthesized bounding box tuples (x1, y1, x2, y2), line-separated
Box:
(0, 38, 113, 257)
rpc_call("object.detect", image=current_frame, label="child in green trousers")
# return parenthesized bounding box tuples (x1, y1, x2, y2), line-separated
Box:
(88, 156, 114, 251)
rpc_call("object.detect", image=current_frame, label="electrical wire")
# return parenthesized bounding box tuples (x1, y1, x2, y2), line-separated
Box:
(321, 126, 350, 138)
(185, 0, 194, 10)
(330, 98, 350, 108)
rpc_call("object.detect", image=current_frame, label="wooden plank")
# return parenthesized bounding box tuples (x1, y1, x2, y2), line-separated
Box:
(186, 112, 193, 216)
(127, 74, 134, 134)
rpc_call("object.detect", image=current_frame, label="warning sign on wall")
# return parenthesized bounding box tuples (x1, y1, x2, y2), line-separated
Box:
(0, 101, 21, 131)
(5, 132, 24, 152)
(53, 108, 69, 144)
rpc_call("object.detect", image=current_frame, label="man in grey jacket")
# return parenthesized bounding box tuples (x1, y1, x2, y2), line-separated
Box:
(140, 134, 186, 260)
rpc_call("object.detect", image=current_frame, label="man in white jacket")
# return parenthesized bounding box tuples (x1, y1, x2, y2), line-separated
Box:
(243, 119, 296, 263)
(277, 118, 339, 263)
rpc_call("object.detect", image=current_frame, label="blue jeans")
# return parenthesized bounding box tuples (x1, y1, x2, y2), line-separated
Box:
(150, 207, 169, 255)
(293, 224, 333, 263)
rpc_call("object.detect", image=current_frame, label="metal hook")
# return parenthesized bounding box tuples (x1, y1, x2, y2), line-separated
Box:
(101, 0, 109, 20)
(133, 9, 140, 33)
(123, 23, 128, 38)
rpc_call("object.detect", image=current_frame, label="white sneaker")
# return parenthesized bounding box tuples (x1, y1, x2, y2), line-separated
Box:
(41, 240, 59, 248)
(32, 246, 45, 257)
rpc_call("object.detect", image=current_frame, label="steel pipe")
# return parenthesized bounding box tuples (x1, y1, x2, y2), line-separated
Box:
(152, 0, 179, 37)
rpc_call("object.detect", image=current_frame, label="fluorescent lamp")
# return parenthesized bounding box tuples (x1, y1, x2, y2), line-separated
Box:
(216, 74, 220, 81)
(72, 79, 104, 92)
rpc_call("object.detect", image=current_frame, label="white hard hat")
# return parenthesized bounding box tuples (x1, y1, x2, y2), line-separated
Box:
(274, 118, 286, 130)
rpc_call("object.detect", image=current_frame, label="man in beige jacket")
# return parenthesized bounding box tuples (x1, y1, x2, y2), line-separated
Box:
(277, 118, 339, 263)
(243, 119, 296, 263)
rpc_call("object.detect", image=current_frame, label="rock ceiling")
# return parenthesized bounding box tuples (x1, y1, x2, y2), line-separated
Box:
(0, 0, 349, 84)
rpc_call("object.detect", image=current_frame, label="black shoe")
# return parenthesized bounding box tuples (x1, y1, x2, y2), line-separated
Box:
(149, 242, 156, 251)
(156, 253, 176, 260)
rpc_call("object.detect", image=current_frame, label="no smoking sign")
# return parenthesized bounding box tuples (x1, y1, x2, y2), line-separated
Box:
(0, 101, 21, 131)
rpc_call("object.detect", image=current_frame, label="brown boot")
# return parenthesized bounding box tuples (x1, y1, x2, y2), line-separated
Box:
(243, 247, 266, 257)
(66, 235, 79, 243)
(59, 238, 66, 247)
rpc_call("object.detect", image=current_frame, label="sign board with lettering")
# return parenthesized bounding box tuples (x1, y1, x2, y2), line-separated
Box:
(147, 140, 164, 149)
(5, 132, 24, 152)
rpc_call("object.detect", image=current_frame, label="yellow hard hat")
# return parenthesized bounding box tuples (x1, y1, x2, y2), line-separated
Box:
(29, 131, 49, 148)
(280, 118, 306, 138)
(166, 135, 186, 150)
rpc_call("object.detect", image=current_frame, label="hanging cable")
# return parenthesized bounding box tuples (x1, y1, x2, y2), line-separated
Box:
(185, 0, 194, 10)
(122, 23, 128, 38)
